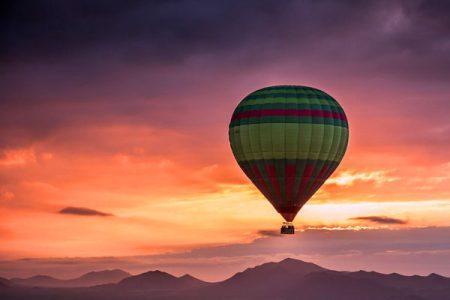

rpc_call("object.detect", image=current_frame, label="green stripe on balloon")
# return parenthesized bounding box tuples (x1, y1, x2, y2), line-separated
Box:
(239, 97, 340, 107)
(251, 86, 330, 95)
(234, 103, 345, 113)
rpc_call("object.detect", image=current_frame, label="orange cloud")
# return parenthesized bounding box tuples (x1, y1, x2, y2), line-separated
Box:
(0, 189, 15, 201)
(0, 148, 36, 166)
(326, 170, 399, 186)
(0, 118, 449, 260)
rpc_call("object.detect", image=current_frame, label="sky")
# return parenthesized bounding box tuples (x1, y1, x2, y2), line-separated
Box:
(1, 0, 449, 280)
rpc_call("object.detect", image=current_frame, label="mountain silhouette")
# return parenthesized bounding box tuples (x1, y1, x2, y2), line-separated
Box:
(0, 277, 11, 288)
(1, 259, 449, 299)
(10, 269, 130, 288)
(117, 270, 208, 290)
(224, 258, 325, 285)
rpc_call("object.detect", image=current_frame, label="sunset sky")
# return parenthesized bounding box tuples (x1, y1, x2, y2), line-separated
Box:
(1, 0, 449, 281)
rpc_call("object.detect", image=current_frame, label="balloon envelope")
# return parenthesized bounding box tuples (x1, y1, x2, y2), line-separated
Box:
(229, 85, 349, 222)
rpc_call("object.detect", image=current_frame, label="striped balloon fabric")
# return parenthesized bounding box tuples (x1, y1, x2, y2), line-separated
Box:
(229, 85, 349, 222)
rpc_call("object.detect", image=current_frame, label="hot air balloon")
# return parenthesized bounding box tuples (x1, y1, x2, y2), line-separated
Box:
(229, 85, 349, 234)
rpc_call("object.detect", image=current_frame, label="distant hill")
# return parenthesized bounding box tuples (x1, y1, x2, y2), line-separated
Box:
(0, 277, 11, 288)
(10, 269, 130, 288)
(117, 270, 208, 290)
(223, 258, 325, 286)
(1, 259, 449, 299)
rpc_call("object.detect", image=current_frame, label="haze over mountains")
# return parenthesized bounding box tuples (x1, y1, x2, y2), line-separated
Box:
(9, 269, 130, 288)
(1, 258, 449, 300)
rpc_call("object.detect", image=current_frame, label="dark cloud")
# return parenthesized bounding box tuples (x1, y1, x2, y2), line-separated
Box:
(1, 0, 449, 71)
(257, 230, 280, 237)
(59, 206, 112, 217)
(0, 0, 449, 159)
(0, 0, 294, 64)
(350, 216, 407, 225)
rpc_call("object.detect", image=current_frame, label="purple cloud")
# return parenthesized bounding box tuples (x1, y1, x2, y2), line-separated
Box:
(257, 230, 280, 237)
(59, 207, 112, 217)
(350, 216, 407, 225)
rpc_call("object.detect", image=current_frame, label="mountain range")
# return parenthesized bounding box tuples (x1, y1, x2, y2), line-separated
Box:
(1, 258, 449, 299)
(9, 269, 130, 288)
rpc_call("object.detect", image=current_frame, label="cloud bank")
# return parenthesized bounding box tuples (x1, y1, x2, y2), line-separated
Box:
(0, 227, 449, 281)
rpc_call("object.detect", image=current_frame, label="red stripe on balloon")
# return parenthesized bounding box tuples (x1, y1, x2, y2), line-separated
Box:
(298, 163, 314, 201)
(232, 109, 347, 121)
(265, 163, 282, 201)
(285, 163, 297, 203)
(307, 164, 331, 197)
(250, 164, 272, 200)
